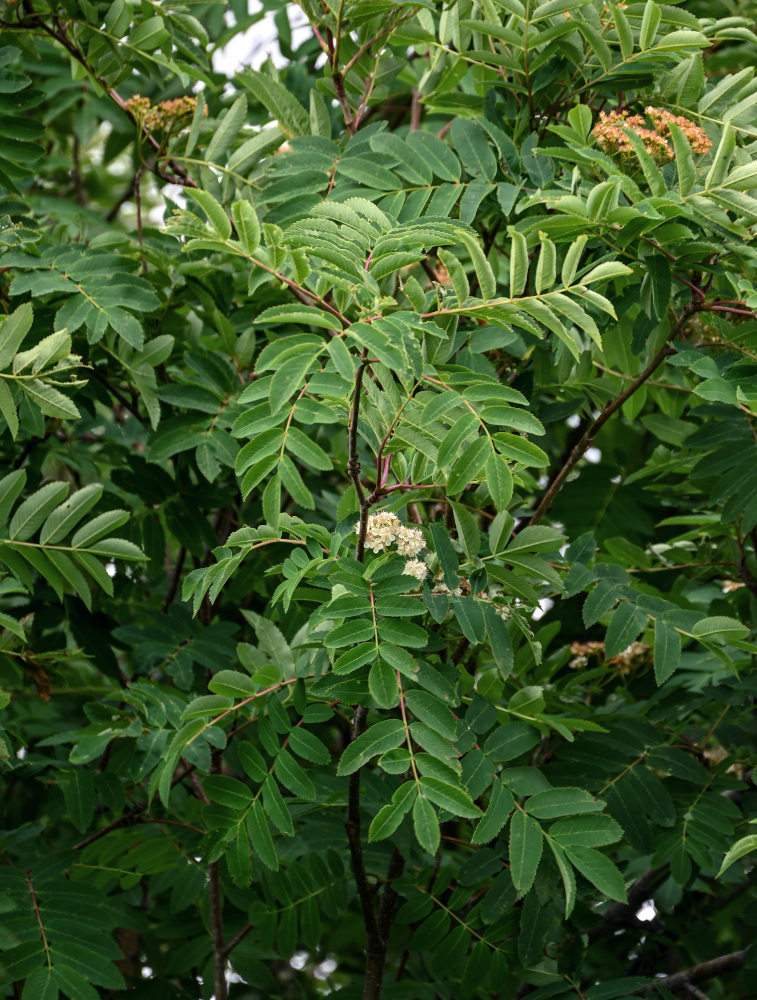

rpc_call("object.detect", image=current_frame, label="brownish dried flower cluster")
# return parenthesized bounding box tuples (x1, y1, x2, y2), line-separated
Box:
(646, 107, 712, 153)
(569, 639, 651, 674)
(125, 95, 202, 132)
(593, 107, 711, 164)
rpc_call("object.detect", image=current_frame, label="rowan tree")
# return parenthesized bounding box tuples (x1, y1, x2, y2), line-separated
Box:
(0, 2, 756, 999)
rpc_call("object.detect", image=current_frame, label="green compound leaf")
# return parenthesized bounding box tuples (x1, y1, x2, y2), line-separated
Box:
(337, 720, 406, 776)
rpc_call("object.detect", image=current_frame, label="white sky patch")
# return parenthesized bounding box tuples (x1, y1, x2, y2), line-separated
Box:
(105, 561, 117, 578)
(290, 950, 309, 970)
(149, 181, 187, 226)
(585, 447, 602, 464)
(566, 413, 581, 428)
(16, 746, 26, 760)
(213, 1, 311, 76)
(532, 597, 554, 622)
(636, 899, 657, 922)
(161, 183, 187, 209)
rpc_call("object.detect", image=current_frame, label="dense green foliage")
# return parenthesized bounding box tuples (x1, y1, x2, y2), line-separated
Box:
(1, 1, 757, 998)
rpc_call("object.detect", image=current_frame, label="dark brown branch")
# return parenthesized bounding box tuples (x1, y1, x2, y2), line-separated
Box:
(684, 986, 711, 1000)
(90, 367, 138, 419)
(409, 89, 422, 132)
(345, 705, 383, 999)
(201, 753, 226, 1000)
(451, 637, 470, 666)
(346, 708, 374, 941)
(377, 847, 404, 941)
(36, 15, 196, 188)
(631, 948, 749, 995)
(363, 847, 405, 997)
(72, 762, 195, 850)
(209, 862, 226, 1000)
(333, 70, 355, 134)
(72, 804, 143, 851)
(341, 11, 420, 78)
(528, 305, 700, 526)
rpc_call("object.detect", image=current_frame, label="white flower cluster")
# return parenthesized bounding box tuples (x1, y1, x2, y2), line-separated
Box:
(356, 511, 428, 583)
(358, 510, 402, 554)
(395, 523, 425, 557)
(402, 558, 429, 583)
(357, 511, 425, 556)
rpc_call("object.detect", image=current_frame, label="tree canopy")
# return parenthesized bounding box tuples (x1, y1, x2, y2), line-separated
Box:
(0, 1, 756, 998)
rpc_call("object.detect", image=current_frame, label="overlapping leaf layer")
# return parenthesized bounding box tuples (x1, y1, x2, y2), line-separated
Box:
(0, 1, 756, 998)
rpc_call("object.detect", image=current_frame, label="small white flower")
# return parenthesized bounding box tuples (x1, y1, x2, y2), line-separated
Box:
(431, 571, 463, 597)
(357, 511, 401, 552)
(395, 524, 425, 557)
(371, 511, 401, 534)
(402, 558, 429, 583)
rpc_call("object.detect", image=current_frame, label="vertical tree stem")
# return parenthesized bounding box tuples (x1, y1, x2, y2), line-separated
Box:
(209, 863, 226, 1000)
(344, 348, 399, 997)
(194, 760, 226, 1000)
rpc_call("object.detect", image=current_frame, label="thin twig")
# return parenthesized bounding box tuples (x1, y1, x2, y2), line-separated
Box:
(345, 706, 382, 974)
(89, 368, 138, 419)
(72, 763, 195, 850)
(202, 752, 226, 1000)
(222, 921, 253, 958)
(106, 172, 140, 223)
(34, 15, 196, 188)
(409, 89, 422, 131)
(25, 875, 51, 967)
(348, 356, 370, 559)
(134, 166, 147, 277)
(528, 305, 700, 526)
(209, 860, 226, 1000)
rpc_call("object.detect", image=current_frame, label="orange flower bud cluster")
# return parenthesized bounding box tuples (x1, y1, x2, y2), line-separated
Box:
(645, 107, 711, 154)
(125, 95, 202, 132)
(568, 639, 651, 674)
(592, 107, 711, 165)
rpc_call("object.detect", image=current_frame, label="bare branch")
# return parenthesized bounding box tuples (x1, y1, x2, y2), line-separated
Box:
(631, 948, 750, 995)
(528, 304, 701, 526)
